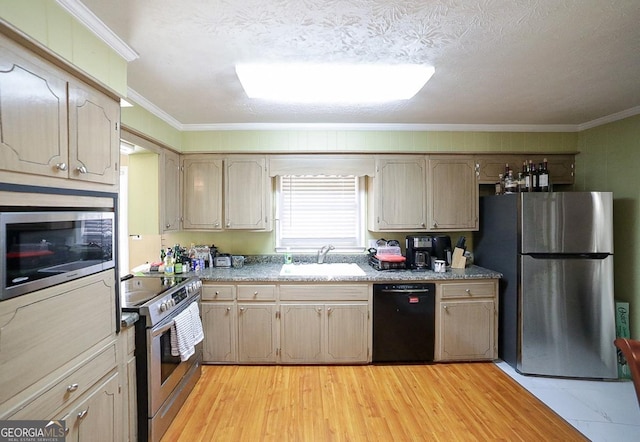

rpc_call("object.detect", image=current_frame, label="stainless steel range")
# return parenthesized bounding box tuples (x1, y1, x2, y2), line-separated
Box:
(121, 275, 203, 442)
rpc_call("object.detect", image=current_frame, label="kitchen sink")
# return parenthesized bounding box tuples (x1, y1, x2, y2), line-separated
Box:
(280, 263, 366, 277)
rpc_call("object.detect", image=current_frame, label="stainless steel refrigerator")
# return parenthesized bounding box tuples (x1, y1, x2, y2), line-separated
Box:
(474, 192, 617, 379)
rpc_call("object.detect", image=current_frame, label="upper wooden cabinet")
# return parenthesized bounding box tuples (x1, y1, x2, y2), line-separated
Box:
(475, 153, 575, 185)
(0, 34, 120, 188)
(68, 80, 120, 185)
(368, 156, 428, 231)
(426, 156, 478, 231)
(182, 156, 223, 230)
(161, 149, 182, 232)
(225, 155, 271, 230)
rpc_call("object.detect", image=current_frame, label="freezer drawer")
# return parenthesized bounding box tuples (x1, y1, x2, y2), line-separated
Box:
(521, 192, 613, 254)
(519, 254, 617, 378)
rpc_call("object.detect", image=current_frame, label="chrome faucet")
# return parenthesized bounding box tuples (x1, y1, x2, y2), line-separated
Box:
(317, 244, 335, 264)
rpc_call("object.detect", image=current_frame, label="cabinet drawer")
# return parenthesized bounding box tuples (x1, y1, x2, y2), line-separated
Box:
(237, 284, 276, 301)
(11, 343, 117, 419)
(202, 284, 236, 301)
(279, 284, 369, 301)
(439, 280, 497, 299)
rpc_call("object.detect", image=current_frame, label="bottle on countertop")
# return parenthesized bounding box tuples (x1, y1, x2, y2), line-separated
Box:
(164, 248, 175, 276)
(539, 158, 550, 192)
(522, 161, 529, 192)
(504, 170, 517, 194)
(527, 160, 537, 192)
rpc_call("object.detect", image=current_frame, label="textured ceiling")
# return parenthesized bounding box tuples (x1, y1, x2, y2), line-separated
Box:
(78, 0, 640, 128)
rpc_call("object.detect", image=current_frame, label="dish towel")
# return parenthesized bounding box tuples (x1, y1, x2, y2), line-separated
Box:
(170, 301, 204, 361)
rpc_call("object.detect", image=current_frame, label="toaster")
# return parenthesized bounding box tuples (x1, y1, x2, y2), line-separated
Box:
(214, 254, 232, 268)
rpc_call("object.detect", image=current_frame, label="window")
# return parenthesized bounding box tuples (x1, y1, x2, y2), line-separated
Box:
(276, 175, 365, 251)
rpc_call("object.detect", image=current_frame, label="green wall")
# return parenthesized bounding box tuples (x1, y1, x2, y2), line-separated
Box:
(181, 130, 577, 153)
(576, 114, 640, 339)
(0, 0, 127, 95)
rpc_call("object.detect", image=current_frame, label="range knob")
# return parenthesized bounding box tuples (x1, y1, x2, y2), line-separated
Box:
(160, 301, 168, 312)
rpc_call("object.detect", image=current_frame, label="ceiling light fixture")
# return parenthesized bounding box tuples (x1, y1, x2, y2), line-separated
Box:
(235, 63, 435, 104)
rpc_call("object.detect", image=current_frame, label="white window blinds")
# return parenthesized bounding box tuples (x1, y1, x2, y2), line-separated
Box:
(276, 175, 364, 249)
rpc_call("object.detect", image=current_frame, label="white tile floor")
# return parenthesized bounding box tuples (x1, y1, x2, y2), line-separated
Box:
(495, 361, 640, 441)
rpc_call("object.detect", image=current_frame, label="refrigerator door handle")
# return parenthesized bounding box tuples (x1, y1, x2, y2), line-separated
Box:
(526, 253, 610, 260)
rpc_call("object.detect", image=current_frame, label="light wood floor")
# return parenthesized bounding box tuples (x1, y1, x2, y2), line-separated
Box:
(162, 363, 587, 441)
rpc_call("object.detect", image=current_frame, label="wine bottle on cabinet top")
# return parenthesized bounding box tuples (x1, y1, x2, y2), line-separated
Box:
(539, 158, 550, 191)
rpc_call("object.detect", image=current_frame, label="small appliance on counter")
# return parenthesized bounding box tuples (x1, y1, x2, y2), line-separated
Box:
(213, 253, 232, 268)
(405, 235, 432, 270)
(431, 235, 452, 266)
(368, 239, 406, 270)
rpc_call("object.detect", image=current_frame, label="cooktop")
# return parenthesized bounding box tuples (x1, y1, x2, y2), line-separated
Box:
(120, 275, 191, 307)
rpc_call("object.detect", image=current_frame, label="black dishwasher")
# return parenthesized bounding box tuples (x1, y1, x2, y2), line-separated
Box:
(372, 283, 435, 363)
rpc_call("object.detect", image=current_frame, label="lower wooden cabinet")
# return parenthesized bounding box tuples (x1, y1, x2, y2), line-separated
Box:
(237, 302, 278, 363)
(280, 302, 369, 364)
(202, 302, 237, 363)
(58, 372, 121, 442)
(435, 280, 498, 361)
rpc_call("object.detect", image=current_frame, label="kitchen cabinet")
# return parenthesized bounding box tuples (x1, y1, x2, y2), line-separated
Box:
(201, 284, 237, 363)
(68, 79, 120, 186)
(435, 280, 498, 361)
(161, 149, 182, 232)
(237, 285, 278, 363)
(119, 324, 137, 442)
(57, 372, 121, 442)
(475, 153, 575, 185)
(0, 34, 120, 189)
(182, 156, 223, 230)
(279, 284, 369, 364)
(426, 156, 478, 231)
(368, 156, 428, 231)
(225, 155, 272, 230)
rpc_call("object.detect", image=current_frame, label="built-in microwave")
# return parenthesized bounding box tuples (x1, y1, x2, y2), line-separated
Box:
(1, 210, 115, 301)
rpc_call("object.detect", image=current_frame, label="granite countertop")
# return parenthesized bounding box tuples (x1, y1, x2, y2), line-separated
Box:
(166, 254, 502, 283)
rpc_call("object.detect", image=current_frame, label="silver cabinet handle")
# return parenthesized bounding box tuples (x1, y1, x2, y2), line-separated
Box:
(443, 305, 448, 311)
(327, 307, 332, 314)
(226, 307, 231, 313)
(215, 291, 220, 297)
(253, 291, 258, 297)
(77, 409, 88, 420)
(465, 289, 471, 295)
(239, 307, 245, 312)
(165, 223, 171, 228)
(56, 162, 67, 171)
(76, 165, 88, 174)
(316, 307, 322, 313)
(67, 383, 79, 393)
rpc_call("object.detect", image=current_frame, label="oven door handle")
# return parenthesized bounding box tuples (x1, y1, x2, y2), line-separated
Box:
(151, 320, 175, 338)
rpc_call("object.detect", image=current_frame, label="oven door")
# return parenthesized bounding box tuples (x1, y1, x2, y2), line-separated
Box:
(147, 298, 202, 416)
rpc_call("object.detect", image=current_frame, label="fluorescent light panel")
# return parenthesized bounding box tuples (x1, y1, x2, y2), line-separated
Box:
(235, 63, 435, 103)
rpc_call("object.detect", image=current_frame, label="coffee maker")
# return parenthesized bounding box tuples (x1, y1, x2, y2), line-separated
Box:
(431, 235, 452, 266)
(405, 235, 432, 270)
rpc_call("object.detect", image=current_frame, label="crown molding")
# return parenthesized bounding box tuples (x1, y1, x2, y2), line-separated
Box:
(180, 122, 579, 132)
(126, 89, 183, 130)
(578, 106, 640, 131)
(55, 0, 138, 62)
(126, 86, 640, 134)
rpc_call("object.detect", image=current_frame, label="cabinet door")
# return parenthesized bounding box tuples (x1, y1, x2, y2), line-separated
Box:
(437, 300, 496, 361)
(280, 303, 323, 363)
(202, 302, 237, 363)
(183, 157, 223, 229)
(161, 150, 182, 232)
(369, 157, 427, 231)
(61, 372, 121, 442)
(225, 156, 271, 230)
(0, 38, 68, 177)
(427, 157, 478, 231)
(68, 81, 120, 185)
(325, 303, 369, 363)
(237, 303, 277, 363)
